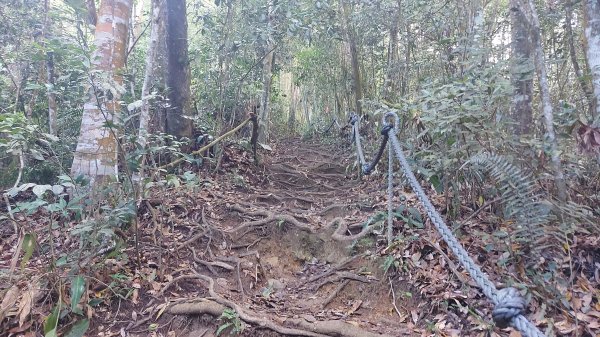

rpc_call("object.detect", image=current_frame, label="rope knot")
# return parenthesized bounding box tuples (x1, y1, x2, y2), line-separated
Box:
(349, 114, 359, 125)
(362, 164, 372, 175)
(381, 124, 393, 136)
(492, 287, 526, 328)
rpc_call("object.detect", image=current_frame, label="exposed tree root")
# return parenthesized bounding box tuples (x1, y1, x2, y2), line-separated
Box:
(229, 204, 314, 233)
(330, 218, 376, 242)
(167, 274, 330, 337)
(167, 283, 392, 337)
(286, 318, 392, 337)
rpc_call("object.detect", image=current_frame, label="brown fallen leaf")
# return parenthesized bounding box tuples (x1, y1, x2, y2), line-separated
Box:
(0, 285, 19, 322)
(18, 287, 33, 328)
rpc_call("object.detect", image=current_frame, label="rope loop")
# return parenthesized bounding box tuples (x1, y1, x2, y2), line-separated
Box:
(350, 114, 359, 125)
(380, 124, 393, 136)
(492, 287, 526, 328)
(382, 111, 400, 132)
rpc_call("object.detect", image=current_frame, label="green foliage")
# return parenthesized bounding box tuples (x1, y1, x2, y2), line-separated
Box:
(468, 153, 554, 251)
(217, 308, 244, 336)
(20, 233, 36, 269)
(381, 255, 399, 274)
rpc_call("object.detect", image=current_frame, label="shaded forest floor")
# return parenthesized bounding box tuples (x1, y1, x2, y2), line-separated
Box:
(1, 136, 599, 337)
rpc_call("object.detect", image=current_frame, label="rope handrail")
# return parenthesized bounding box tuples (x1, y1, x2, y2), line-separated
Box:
(348, 111, 547, 337)
(350, 114, 392, 175)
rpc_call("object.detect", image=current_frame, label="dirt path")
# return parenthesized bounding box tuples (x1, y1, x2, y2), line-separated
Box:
(151, 137, 408, 337)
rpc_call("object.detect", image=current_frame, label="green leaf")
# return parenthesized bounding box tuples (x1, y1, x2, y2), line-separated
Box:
(15, 199, 47, 214)
(44, 306, 60, 336)
(216, 322, 233, 336)
(64, 319, 89, 337)
(70, 276, 86, 315)
(88, 298, 103, 307)
(32, 184, 52, 197)
(20, 233, 36, 269)
(56, 255, 68, 267)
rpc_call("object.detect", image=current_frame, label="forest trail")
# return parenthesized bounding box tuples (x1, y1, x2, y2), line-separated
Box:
(139, 136, 410, 337)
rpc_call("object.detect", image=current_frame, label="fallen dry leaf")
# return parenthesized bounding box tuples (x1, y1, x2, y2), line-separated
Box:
(18, 288, 33, 327)
(0, 285, 19, 322)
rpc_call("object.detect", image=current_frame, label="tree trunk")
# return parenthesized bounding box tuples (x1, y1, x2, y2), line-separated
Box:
(583, 0, 600, 121)
(86, 0, 98, 27)
(218, 1, 234, 123)
(153, 0, 168, 133)
(258, 47, 274, 143)
(46, 51, 57, 135)
(44, 0, 57, 135)
(382, 15, 399, 101)
(133, 0, 165, 182)
(523, 0, 568, 201)
(509, 0, 533, 136)
(258, 0, 275, 144)
(71, 0, 133, 186)
(165, 0, 193, 139)
(340, 0, 363, 117)
(288, 81, 299, 134)
(566, 4, 596, 119)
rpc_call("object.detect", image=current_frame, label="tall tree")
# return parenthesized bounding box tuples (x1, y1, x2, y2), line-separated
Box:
(258, 0, 275, 144)
(522, 0, 567, 201)
(165, 0, 193, 139)
(339, 0, 363, 117)
(71, 0, 133, 185)
(566, 3, 595, 119)
(509, 0, 533, 135)
(43, 0, 57, 135)
(583, 0, 600, 120)
(134, 0, 167, 183)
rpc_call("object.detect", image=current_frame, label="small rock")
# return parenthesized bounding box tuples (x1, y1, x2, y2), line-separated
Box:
(267, 278, 285, 290)
(216, 278, 229, 288)
(265, 256, 279, 267)
(302, 314, 317, 323)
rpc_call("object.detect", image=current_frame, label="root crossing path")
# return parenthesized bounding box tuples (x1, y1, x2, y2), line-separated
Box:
(161, 137, 410, 337)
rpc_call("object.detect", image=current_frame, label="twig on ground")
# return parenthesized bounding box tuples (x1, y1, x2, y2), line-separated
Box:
(314, 271, 371, 291)
(302, 256, 359, 285)
(321, 279, 350, 308)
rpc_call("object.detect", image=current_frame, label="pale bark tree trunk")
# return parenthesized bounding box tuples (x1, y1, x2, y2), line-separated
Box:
(216, 0, 235, 151)
(565, 5, 595, 119)
(153, 0, 168, 133)
(258, 1, 275, 144)
(509, 0, 533, 136)
(340, 0, 363, 117)
(288, 83, 299, 134)
(522, 0, 568, 201)
(133, 0, 165, 183)
(401, 23, 410, 96)
(46, 51, 57, 135)
(44, 0, 58, 135)
(583, 0, 600, 120)
(71, 0, 133, 186)
(258, 48, 274, 143)
(165, 0, 193, 139)
(382, 12, 399, 101)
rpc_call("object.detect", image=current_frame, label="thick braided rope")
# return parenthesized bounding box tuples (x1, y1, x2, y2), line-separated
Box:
(387, 132, 546, 337)
(351, 116, 367, 167)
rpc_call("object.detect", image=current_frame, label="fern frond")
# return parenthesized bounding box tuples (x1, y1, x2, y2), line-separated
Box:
(468, 153, 554, 248)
